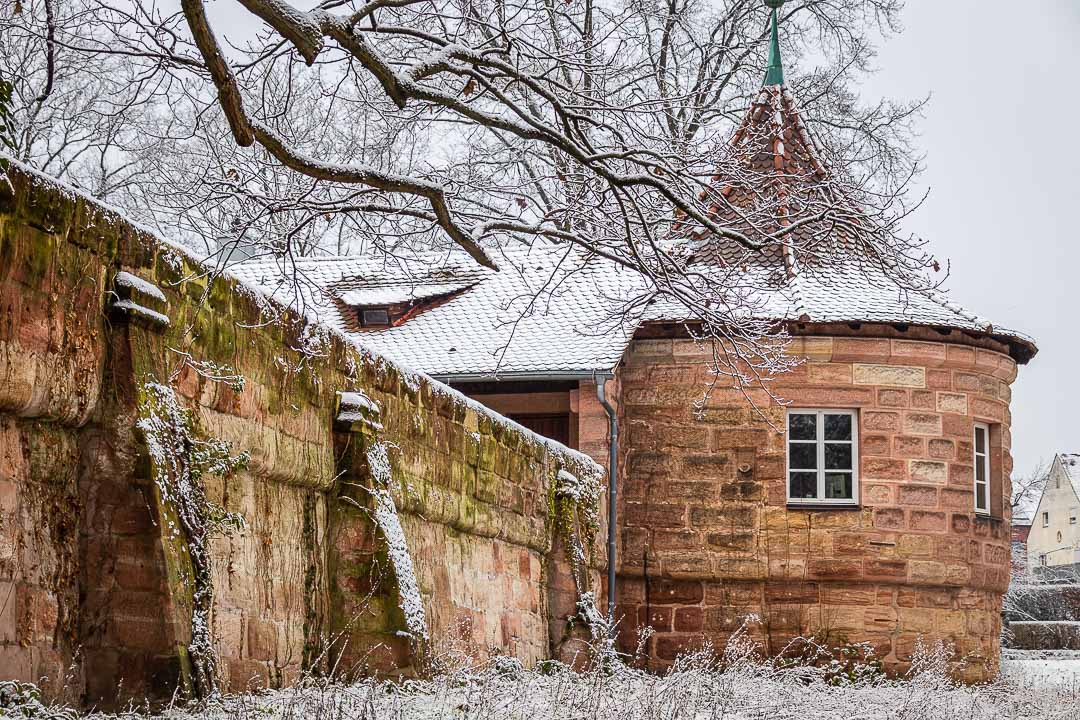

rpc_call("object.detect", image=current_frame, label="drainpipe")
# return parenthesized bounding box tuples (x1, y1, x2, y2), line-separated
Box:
(595, 373, 618, 615)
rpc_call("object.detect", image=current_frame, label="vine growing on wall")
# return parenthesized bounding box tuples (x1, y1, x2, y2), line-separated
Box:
(136, 381, 249, 697)
(551, 466, 613, 654)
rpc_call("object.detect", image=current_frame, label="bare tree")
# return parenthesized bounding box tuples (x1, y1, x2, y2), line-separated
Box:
(20, 0, 935, 389)
(1012, 458, 1051, 520)
(0, 0, 168, 199)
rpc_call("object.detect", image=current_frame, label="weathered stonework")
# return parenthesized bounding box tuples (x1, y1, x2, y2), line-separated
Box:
(0, 161, 603, 706)
(614, 332, 1018, 681)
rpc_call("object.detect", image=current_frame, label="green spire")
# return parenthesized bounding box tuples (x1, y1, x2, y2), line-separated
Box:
(764, 0, 785, 86)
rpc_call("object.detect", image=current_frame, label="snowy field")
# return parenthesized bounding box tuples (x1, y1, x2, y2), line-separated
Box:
(5, 646, 1080, 719)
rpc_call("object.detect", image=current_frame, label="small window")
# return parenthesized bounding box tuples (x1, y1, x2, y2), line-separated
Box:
(1040, 553, 1048, 566)
(1071, 508, 1077, 525)
(973, 423, 990, 515)
(360, 307, 391, 327)
(786, 409, 858, 505)
(1043, 511, 1050, 528)
(1058, 531, 1064, 543)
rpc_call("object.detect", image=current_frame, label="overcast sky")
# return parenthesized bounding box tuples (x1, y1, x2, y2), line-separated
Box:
(854, 1, 1079, 478)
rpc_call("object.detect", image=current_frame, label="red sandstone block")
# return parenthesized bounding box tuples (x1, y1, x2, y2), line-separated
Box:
(910, 511, 947, 532)
(863, 411, 901, 432)
(892, 340, 947, 366)
(710, 428, 770, 451)
(807, 558, 863, 581)
(873, 508, 905, 530)
(948, 463, 974, 488)
(926, 369, 952, 389)
(951, 513, 972, 534)
(674, 607, 704, 632)
(877, 389, 909, 408)
(652, 530, 701, 553)
(893, 436, 924, 458)
(910, 390, 935, 409)
(821, 584, 876, 605)
(863, 483, 893, 504)
(863, 434, 890, 456)
(782, 387, 874, 407)
(637, 606, 673, 631)
(649, 579, 704, 605)
(940, 488, 972, 511)
(864, 559, 908, 580)
(863, 457, 906, 480)
(624, 503, 685, 528)
(705, 531, 755, 553)
(970, 397, 1005, 422)
(897, 485, 938, 507)
(764, 582, 819, 604)
(832, 338, 891, 363)
(928, 438, 956, 459)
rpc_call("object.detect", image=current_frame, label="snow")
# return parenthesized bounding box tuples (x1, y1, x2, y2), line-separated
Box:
(114, 271, 167, 302)
(16, 647, 1080, 718)
(366, 441, 428, 641)
(112, 299, 171, 327)
(1002, 649, 1080, 689)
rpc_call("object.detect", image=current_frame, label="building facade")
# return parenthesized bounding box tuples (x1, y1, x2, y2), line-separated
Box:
(1026, 455, 1080, 567)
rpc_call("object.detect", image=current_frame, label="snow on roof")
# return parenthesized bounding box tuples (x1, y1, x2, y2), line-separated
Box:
(227, 245, 640, 378)
(1058, 454, 1080, 501)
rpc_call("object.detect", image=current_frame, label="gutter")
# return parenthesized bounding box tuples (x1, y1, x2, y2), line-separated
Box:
(430, 370, 603, 383)
(594, 372, 619, 616)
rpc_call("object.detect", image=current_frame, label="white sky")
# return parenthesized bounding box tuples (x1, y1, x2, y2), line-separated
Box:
(855, 1, 1080, 478)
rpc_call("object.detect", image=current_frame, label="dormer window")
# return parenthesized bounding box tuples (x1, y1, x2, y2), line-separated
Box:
(360, 307, 391, 327)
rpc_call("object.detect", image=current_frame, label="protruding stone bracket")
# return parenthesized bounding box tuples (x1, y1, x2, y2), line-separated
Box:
(109, 270, 170, 330)
(335, 390, 383, 437)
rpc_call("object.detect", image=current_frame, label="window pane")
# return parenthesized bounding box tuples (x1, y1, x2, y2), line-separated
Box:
(975, 427, 986, 454)
(976, 483, 987, 511)
(825, 443, 853, 471)
(790, 472, 817, 499)
(789, 442, 817, 470)
(825, 473, 853, 500)
(824, 414, 852, 441)
(789, 413, 817, 441)
(976, 458, 986, 483)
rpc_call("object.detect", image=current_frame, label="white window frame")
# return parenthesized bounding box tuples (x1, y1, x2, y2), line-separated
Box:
(1043, 511, 1050, 528)
(785, 409, 859, 506)
(973, 423, 991, 515)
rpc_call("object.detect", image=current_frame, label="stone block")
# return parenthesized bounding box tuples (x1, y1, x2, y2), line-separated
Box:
(910, 511, 946, 532)
(909, 460, 947, 484)
(903, 412, 942, 436)
(863, 411, 901, 432)
(897, 485, 938, 506)
(877, 389, 909, 407)
(936, 392, 968, 415)
(853, 364, 926, 388)
(894, 436, 924, 458)
(648, 579, 704, 605)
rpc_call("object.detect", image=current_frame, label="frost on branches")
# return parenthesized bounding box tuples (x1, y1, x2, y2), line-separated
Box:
(136, 381, 249, 697)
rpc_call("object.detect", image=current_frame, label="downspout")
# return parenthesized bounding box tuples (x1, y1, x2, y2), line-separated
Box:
(595, 372, 618, 615)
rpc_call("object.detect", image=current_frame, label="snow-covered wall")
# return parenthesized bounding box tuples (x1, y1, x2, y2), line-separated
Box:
(0, 159, 603, 707)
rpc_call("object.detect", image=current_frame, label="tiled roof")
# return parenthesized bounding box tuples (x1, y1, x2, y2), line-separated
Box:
(227, 245, 639, 377)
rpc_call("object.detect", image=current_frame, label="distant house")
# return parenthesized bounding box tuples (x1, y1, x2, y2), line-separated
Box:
(1027, 455, 1080, 567)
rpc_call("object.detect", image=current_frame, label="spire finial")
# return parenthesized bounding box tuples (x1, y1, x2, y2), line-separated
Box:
(764, 0, 785, 86)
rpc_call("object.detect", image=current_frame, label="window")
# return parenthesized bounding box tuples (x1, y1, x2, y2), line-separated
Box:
(1071, 508, 1077, 525)
(1058, 531, 1064, 543)
(786, 409, 858, 505)
(1039, 553, 1048, 567)
(1043, 511, 1050, 528)
(360, 307, 391, 327)
(973, 423, 991, 515)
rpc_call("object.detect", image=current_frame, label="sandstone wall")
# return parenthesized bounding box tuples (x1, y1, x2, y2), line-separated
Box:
(615, 333, 1017, 680)
(0, 160, 602, 706)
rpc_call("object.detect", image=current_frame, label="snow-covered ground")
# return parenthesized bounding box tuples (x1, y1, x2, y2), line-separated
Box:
(1002, 648, 1080, 689)
(4, 646, 1080, 719)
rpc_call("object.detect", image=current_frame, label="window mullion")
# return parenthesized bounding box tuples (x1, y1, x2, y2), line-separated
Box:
(817, 411, 826, 501)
